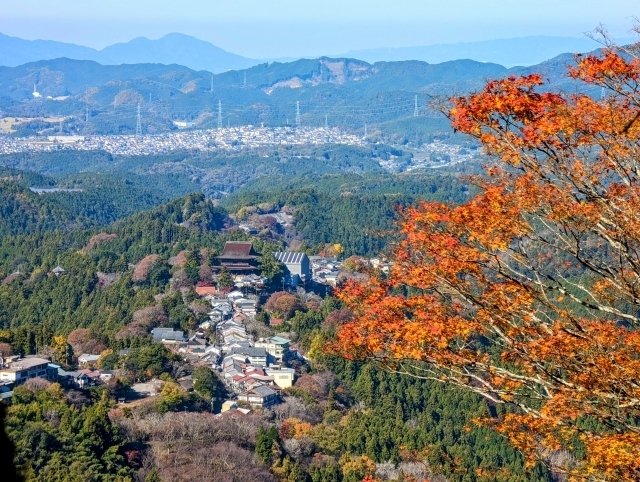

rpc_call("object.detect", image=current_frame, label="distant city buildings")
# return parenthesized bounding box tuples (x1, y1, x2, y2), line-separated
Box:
(0, 126, 364, 157)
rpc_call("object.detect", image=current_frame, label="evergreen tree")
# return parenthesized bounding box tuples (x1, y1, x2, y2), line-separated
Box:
(255, 426, 280, 465)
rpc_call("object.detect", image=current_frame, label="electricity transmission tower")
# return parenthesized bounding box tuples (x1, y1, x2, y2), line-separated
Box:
(136, 103, 142, 136)
(295, 101, 301, 127)
(217, 100, 223, 128)
(414, 95, 419, 117)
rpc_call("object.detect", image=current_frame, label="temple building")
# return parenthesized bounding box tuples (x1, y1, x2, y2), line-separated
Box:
(215, 241, 259, 274)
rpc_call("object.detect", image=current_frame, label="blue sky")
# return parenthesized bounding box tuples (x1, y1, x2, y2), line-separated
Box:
(2, 0, 638, 57)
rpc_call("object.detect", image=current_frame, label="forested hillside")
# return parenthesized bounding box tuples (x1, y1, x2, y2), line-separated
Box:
(0, 157, 553, 481)
(0, 4, 637, 480)
(225, 171, 471, 256)
(0, 192, 231, 341)
(0, 168, 199, 237)
(0, 144, 409, 199)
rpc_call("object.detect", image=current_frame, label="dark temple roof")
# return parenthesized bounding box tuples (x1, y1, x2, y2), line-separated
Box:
(218, 242, 257, 259)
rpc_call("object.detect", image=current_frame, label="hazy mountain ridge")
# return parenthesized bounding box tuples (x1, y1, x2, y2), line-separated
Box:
(340, 35, 606, 68)
(97, 33, 257, 72)
(0, 33, 97, 67)
(0, 32, 257, 73)
(1, 31, 617, 74)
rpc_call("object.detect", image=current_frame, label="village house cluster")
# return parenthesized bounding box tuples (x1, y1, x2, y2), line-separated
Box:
(402, 140, 481, 171)
(0, 241, 389, 409)
(148, 285, 297, 410)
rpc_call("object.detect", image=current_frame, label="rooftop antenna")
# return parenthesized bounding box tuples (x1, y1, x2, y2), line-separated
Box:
(217, 100, 223, 129)
(136, 103, 142, 136)
(414, 95, 419, 117)
(295, 101, 301, 127)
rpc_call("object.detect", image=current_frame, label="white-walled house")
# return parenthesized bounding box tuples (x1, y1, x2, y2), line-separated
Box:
(265, 367, 296, 389)
(255, 335, 291, 363)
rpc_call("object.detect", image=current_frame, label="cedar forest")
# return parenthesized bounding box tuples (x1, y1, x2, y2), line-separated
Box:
(1, 41, 639, 482)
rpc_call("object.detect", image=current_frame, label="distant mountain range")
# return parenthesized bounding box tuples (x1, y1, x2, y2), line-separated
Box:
(0, 32, 621, 73)
(339, 36, 608, 68)
(0, 33, 257, 73)
(0, 43, 598, 141)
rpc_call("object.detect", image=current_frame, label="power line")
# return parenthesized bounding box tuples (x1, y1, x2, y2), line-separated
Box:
(77, 93, 441, 134)
(95, 96, 420, 117)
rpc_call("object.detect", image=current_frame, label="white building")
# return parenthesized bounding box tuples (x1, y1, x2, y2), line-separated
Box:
(255, 336, 291, 363)
(0, 357, 56, 385)
(78, 354, 100, 366)
(274, 251, 311, 287)
(265, 367, 296, 389)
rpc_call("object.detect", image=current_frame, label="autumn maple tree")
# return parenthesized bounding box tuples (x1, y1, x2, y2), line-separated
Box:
(334, 42, 640, 480)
